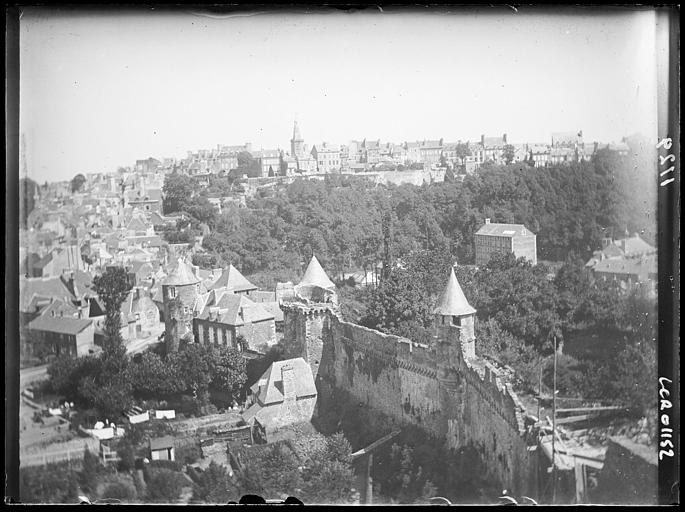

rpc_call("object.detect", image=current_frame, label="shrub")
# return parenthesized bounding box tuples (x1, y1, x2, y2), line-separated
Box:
(144, 468, 189, 503)
(20, 461, 80, 504)
(101, 479, 137, 502)
(148, 459, 183, 472)
(176, 442, 202, 465)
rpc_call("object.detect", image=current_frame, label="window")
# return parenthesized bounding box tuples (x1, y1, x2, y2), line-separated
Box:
(169, 286, 176, 299)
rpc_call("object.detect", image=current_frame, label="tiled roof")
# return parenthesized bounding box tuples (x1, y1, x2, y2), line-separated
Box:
(249, 357, 317, 406)
(27, 315, 92, 335)
(433, 268, 476, 316)
(476, 222, 534, 237)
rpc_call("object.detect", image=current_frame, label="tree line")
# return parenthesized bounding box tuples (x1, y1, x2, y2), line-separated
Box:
(161, 136, 656, 280)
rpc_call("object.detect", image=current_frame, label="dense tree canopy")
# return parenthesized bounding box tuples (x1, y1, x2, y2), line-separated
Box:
(71, 173, 87, 193)
(161, 143, 654, 280)
(92, 266, 132, 351)
(47, 342, 247, 419)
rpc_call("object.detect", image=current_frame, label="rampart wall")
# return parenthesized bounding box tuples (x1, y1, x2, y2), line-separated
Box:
(284, 306, 537, 495)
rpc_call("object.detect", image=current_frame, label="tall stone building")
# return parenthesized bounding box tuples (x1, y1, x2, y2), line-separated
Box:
(162, 259, 201, 352)
(474, 219, 537, 266)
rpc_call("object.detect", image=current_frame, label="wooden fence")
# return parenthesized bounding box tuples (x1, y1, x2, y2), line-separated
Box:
(20, 438, 100, 467)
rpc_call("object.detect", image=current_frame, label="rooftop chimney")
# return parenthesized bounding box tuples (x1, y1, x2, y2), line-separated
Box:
(485, 218, 491, 224)
(281, 364, 296, 402)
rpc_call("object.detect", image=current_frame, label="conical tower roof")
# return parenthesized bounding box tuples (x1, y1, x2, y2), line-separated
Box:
(162, 259, 200, 286)
(298, 254, 335, 290)
(209, 264, 257, 293)
(434, 268, 476, 316)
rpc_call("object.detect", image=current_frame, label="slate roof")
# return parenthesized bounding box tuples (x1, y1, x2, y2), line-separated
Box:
(27, 315, 92, 335)
(259, 302, 284, 323)
(120, 291, 158, 324)
(145, 189, 162, 201)
(37, 298, 80, 319)
(249, 291, 277, 303)
(20, 276, 76, 312)
(476, 222, 534, 237)
(126, 217, 150, 232)
(20, 253, 42, 275)
(197, 292, 273, 326)
(125, 235, 162, 248)
(592, 255, 656, 277)
(249, 357, 317, 406)
(208, 265, 257, 293)
(433, 268, 476, 317)
(298, 255, 335, 290)
(482, 136, 507, 148)
(251, 149, 281, 159)
(616, 235, 655, 256)
(312, 143, 340, 153)
(551, 132, 581, 146)
(162, 260, 201, 286)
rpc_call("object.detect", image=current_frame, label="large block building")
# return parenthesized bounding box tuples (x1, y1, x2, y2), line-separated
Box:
(474, 219, 537, 266)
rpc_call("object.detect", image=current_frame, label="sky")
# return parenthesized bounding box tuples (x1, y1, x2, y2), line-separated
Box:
(19, 6, 661, 183)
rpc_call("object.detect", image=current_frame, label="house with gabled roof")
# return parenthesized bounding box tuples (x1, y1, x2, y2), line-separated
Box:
(26, 314, 95, 358)
(125, 216, 154, 237)
(193, 288, 276, 354)
(242, 357, 317, 434)
(474, 219, 537, 266)
(207, 264, 258, 295)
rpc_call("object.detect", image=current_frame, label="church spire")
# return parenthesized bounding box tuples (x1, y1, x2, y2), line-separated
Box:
(292, 120, 303, 142)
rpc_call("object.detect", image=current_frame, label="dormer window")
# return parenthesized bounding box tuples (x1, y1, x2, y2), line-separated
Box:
(169, 286, 176, 299)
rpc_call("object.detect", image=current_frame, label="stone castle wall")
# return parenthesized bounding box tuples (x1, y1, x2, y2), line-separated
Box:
(322, 316, 443, 435)
(283, 305, 537, 495)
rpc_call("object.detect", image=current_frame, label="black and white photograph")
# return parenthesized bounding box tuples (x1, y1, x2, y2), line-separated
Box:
(6, 4, 679, 506)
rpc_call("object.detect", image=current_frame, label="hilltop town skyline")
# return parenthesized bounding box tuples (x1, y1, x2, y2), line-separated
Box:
(19, 8, 660, 183)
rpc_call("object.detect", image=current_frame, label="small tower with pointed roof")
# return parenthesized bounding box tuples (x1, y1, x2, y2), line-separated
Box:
(434, 266, 477, 360)
(281, 254, 338, 382)
(162, 258, 201, 352)
(294, 254, 338, 305)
